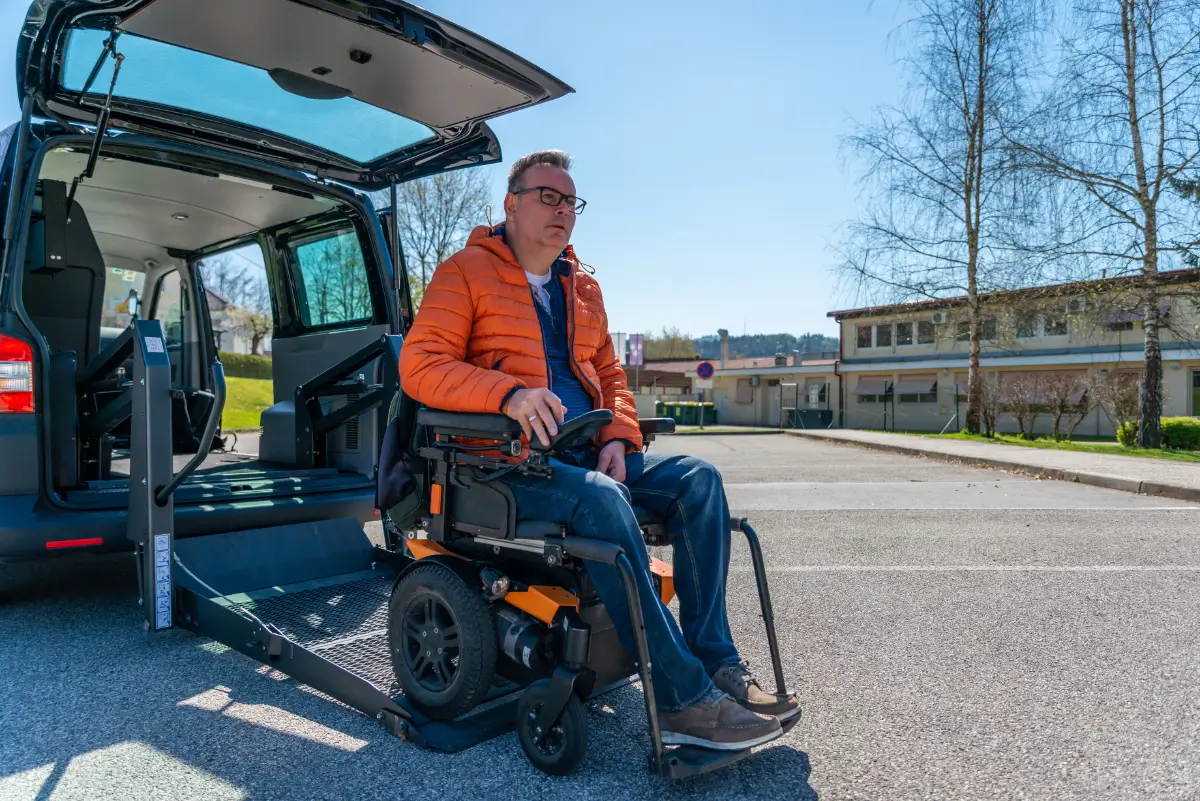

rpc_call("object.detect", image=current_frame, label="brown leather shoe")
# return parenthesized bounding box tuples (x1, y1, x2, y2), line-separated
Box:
(712, 662, 802, 721)
(659, 694, 782, 751)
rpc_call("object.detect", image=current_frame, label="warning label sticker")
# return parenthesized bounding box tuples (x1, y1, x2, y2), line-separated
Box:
(145, 337, 165, 353)
(153, 533, 171, 629)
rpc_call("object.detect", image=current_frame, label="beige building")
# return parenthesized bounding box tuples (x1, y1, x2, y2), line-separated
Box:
(697, 355, 838, 428)
(829, 269, 1200, 437)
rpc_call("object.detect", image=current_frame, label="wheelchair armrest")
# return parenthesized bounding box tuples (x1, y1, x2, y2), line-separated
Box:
(639, 417, 676, 436)
(532, 409, 614, 453)
(416, 409, 523, 440)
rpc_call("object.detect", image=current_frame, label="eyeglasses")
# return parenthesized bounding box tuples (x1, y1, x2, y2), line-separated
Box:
(511, 186, 587, 214)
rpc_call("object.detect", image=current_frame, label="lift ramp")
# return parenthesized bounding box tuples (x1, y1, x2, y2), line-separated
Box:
(171, 518, 523, 752)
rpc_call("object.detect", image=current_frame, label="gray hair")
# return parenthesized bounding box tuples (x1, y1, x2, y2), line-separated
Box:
(507, 150, 573, 194)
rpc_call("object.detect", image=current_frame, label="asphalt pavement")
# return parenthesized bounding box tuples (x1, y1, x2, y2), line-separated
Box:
(3, 435, 1199, 800)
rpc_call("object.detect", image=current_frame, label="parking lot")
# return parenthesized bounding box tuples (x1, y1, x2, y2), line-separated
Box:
(3, 434, 1199, 800)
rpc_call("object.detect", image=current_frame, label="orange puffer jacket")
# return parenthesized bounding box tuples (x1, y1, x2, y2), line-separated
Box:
(398, 223, 642, 451)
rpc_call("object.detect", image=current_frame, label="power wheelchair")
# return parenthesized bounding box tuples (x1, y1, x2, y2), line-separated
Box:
(378, 400, 799, 777)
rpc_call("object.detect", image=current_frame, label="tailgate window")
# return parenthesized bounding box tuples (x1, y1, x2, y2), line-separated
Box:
(61, 29, 435, 162)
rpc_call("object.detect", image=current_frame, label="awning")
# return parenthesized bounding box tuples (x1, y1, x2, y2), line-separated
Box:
(855, 378, 890, 395)
(893, 374, 937, 394)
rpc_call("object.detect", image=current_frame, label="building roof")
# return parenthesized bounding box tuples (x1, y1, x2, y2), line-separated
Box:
(641, 356, 798, 373)
(827, 268, 1200, 321)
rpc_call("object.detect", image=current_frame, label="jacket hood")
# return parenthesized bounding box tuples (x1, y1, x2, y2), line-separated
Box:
(465, 223, 580, 273)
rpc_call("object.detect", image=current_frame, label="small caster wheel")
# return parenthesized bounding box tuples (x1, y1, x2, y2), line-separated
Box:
(516, 679, 588, 776)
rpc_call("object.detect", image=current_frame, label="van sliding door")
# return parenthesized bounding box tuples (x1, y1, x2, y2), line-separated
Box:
(268, 219, 391, 476)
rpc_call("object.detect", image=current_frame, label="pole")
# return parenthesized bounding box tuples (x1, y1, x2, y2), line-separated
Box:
(388, 180, 406, 336)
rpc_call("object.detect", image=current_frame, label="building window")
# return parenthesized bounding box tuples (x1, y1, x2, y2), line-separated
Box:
(896, 322, 913, 345)
(856, 325, 872, 348)
(1016, 317, 1036, 339)
(1043, 314, 1067, 337)
(917, 320, 935, 344)
(875, 324, 893, 347)
(1105, 320, 1135, 332)
(898, 392, 938, 404)
(857, 394, 886, 404)
(960, 319, 996, 341)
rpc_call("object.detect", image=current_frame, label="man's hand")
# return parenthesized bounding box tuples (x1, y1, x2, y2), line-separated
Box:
(596, 440, 627, 483)
(504, 388, 566, 447)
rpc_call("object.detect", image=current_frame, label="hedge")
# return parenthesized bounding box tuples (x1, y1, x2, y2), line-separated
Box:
(1161, 417, 1200, 450)
(218, 351, 272, 380)
(1116, 420, 1139, 447)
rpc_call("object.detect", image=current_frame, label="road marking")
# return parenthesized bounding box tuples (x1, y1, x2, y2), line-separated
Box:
(727, 507, 1200, 511)
(732, 565, 1200, 572)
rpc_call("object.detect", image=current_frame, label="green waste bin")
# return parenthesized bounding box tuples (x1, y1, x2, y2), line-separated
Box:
(655, 400, 665, 417)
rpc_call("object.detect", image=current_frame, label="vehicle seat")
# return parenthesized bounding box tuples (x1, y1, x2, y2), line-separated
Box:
(22, 180, 107, 370)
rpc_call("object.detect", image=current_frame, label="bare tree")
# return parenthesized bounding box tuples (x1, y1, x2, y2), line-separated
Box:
(1092, 368, 1142, 436)
(1041, 370, 1094, 440)
(838, 0, 1048, 434)
(198, 250, 273, 355)
(224, 307, 272, 356)
(1003, 371, 1045, 438)
(977, 371, 1003, 436)
(390, 169, 492, 306)
(1006, 0, 1200, 447)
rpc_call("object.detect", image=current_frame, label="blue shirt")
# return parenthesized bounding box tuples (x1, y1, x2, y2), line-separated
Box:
(529, 264, 594, 423)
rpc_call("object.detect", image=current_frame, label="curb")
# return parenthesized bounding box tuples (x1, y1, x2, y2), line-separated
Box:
(786, 430, 1200, 503)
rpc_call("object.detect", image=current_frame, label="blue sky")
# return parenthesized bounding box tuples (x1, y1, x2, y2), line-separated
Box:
(0, 1, 907, 338)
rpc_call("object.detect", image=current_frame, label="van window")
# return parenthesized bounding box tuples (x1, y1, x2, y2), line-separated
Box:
(153, 271, 184, 346)
(101, 267, 148, 331)
(291, 231, 373, 329)
(197, 243, 273, 356)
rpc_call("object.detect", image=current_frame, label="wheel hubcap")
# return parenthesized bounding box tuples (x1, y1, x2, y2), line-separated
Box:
(400, 593, 460, 691)
(526, 707, 565, 755)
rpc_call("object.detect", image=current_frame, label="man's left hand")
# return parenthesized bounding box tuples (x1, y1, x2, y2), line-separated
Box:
(596, 441, 627, 483)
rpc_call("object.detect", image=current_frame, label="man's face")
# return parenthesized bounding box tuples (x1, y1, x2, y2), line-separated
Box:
(505, 165, 578, 251)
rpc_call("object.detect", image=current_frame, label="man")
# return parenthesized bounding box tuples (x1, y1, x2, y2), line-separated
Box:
(399, 150, 799, 751)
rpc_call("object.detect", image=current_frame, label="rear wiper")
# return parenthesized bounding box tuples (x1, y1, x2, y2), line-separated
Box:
(68, 31, 125, 207)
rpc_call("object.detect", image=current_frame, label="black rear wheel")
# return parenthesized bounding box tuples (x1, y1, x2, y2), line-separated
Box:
(389, 563, 495, 720)
(516, 679, 589, 776)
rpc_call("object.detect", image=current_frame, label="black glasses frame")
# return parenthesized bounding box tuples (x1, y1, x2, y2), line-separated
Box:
(511, 186, 587, 214)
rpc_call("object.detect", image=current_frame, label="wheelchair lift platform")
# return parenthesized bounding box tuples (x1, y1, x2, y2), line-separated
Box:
(125, 320, 794, 778)
(172, 519, 533, 753)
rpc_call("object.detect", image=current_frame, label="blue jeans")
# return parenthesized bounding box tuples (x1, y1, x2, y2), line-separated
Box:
(500, 449, 741, 711)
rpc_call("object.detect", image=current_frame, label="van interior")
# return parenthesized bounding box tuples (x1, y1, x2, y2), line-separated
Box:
(21, 145, 390, 509)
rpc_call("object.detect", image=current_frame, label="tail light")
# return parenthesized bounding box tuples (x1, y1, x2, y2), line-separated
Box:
(0, 334, 35, 413)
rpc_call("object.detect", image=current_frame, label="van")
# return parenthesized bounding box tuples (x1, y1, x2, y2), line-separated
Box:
(0, 0, 569, 560)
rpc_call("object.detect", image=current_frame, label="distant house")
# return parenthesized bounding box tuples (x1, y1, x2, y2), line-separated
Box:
(206, 287, 272, 356)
